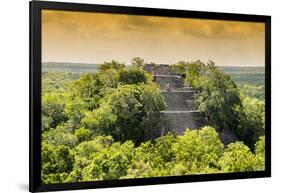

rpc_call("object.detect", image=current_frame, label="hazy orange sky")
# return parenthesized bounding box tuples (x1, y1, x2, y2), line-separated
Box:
(42, 10, 265, 66)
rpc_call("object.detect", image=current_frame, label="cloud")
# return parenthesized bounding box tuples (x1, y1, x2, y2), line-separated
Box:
(42, 10, 264, 40)
(179, 20, 264, 39)
(119, 15, 168, 32)
(42, 10, 265, 66)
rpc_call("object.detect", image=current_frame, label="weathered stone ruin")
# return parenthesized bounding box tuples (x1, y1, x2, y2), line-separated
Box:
(143, 63, 238, 145)
(143, 63, 205, 135)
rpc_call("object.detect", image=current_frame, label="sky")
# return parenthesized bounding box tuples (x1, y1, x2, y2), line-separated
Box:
(42, 10, 265, 66)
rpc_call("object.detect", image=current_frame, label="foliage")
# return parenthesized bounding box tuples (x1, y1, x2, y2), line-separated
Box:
(42, 93, 68, 131)
(172, 127, 223, 174)
(74, 136, 114, 160)
(254, 136, 265, 171)
(186, 60, 210, 89)
(42, 62, 98, 73)
(98, 68, 120, 89)
(63, 97, 88, 130)
(42, 72, 80, 93)
(118, 67, 148, 85)
(172, 61, 244, 134)
(218, 66, 265, 86)
(81, 103, 118, 137)
(98, 60, 125, 71)
(41, 127, 265, 183)
(131, 57, 145, 68)
(82, 141, 135, 181)
(42, 126, 78, 148)
(41, 143, 74, 184)
(239, 84, 265, 100)
(170, 61, 189, 77)
(68, 69, 118, 113)
(171, 60, 265, 149)
(237, 96, 265, 148)
(195, 67, 243, 133)
(218, 142, 256, 172)
(81, 84, 166, 144)
(69, 73, 104, 100)
(43, 59, 166, 145)
(74, 127, 91, 143)
(41, 59, 266, 184)
(126, 140, 169, 178)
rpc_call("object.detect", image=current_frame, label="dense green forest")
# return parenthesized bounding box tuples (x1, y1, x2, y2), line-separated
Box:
(219, 66, 265, 100)
(43, 62, 99, 73)
(41, 59, 265, 184)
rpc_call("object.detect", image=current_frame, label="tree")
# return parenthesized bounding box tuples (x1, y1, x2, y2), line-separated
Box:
(81, 84, 166, 144)
(171, 61, 189, 78)
(155, 133, 176, 163)
(82, 141, 134, 181)
(254, 136, 265, 171)
(185, 60, 209, 89)
(64, 136, 115, 183)
(63, 97, 88, 131)
(239, 84, 265, 100)
(172, 126, 223, 174)
(42, 126, 78, 148)
(237, 96, 265, 148)
(41, 59, 266, 184)
(80, 103, 117, 137)
(126, 140, 169, 178)
(131, 57, 145, 68)
(196, 67, 243, 133)
(74, 127, 91, 143)
(74, 136, 114, 160)
(98, 60, 125, 71)
(127, 127, 224, 178)
(68, 65, 121, 112)
(98, 68, 119, 89)
(69, 73, 104, 99)
(218, 141, 256, 172)
(172, 60, 264, 147)
(42, 93, 67, 131)
(118, 67, 148, 85)
(41, 143, 74, 183)
(42, 72, 79, 93)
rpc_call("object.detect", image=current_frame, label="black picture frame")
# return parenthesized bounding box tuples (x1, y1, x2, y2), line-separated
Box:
(29, 1, 271, 192)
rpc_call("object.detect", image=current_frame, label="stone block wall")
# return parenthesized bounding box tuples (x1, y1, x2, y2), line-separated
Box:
(143, 63, 237, 145)
(161, 111, 205, 135)
(154, 75, 184, 90)
(143, 64, 205, 136)
(162, 91, 196, 111)
(143, 64, 175, 75)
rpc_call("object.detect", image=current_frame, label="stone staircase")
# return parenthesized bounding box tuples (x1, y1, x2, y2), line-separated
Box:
(143, 63, 238, 144)
(143, 64, 205, 135)
(154, 75, 184, 90)
(160, 89, 205, 135)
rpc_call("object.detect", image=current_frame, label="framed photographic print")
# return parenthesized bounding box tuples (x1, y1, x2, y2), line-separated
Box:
(30, 1, 271, 192)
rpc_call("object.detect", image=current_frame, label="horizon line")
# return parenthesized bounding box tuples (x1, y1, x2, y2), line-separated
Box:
(42, 61, 264, 68)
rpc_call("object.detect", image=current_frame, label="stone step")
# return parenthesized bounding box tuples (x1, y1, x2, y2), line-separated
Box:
(178, 86, 194, 91)
(154, 75, 184, 90)
(162, 91, 196, 111)
(143, 64, 176, 75)
(160, 111, 205, 135)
